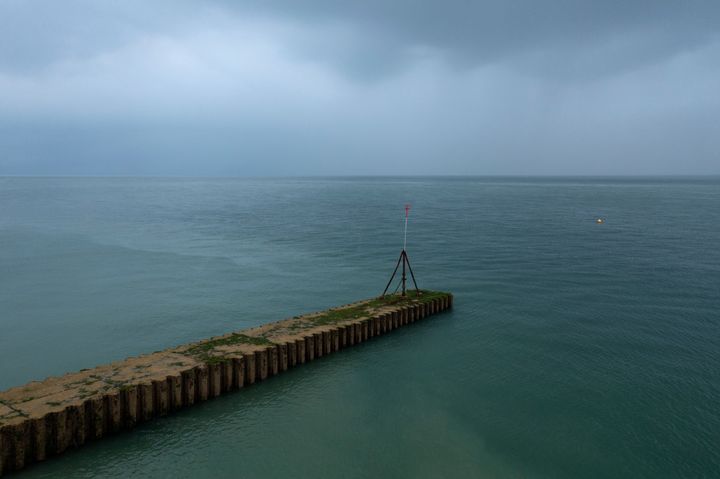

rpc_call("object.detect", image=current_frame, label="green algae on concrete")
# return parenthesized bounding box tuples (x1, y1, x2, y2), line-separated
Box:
(0, 291, 452, 476)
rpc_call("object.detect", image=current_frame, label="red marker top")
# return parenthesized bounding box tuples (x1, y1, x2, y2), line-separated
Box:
(405, 204, 411, 218)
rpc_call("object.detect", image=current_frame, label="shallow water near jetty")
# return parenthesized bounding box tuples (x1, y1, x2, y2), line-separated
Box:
(1, 176, 719, 478)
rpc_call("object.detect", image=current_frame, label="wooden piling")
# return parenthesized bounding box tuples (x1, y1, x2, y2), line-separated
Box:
(0, 291, 452, 476)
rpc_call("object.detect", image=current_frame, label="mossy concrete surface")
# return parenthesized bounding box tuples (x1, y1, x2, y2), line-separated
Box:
(0, 290, 452, 476)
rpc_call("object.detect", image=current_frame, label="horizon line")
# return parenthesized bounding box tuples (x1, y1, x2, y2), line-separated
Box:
(1, 174, 719, 180)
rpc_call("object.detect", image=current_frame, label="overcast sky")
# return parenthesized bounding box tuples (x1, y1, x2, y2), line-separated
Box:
(0, 0, 718, 176)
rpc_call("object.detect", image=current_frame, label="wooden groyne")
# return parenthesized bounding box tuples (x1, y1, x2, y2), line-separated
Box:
(0, 290, 452, 475)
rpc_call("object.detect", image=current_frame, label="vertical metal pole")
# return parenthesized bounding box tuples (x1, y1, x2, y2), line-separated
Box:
(401, 251, 407, 296)
(403, 210, 408, 252)
(402, 204, 410, 296)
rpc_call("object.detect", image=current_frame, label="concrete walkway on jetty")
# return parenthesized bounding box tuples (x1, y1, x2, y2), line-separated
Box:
(0, 290, 452, 476)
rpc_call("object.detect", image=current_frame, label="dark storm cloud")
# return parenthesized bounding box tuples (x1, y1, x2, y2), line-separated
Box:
(4, 1, 719, 78)
(230, 0, 720, 77)
(0, 0, 718, 175)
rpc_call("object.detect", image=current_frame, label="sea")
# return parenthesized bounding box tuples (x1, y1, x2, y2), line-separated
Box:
(0, 176, 718, 478)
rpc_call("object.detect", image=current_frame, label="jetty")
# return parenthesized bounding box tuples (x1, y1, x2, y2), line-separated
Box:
(0, 290, 452, 475)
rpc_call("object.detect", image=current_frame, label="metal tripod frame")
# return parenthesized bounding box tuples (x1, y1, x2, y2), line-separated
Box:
(381, 249, 420, 297)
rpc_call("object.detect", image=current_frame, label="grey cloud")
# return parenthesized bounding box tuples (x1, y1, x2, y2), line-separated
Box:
(0, 0, 718, 176)
(3, 1, 719, 78)
(226, 0, 720, 78)
(0, 0, 210, 73)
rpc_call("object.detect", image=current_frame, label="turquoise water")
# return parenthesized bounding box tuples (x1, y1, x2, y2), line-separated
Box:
(1, 177, 719, 478)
